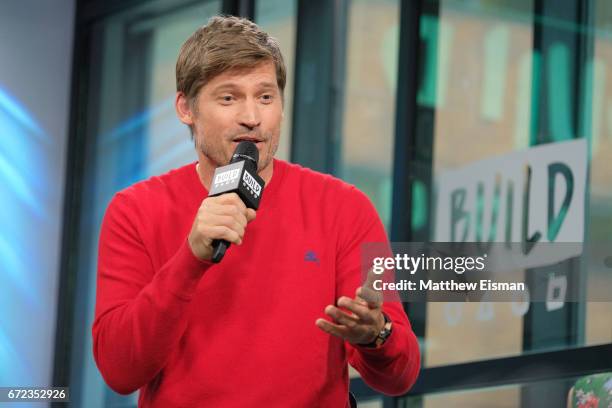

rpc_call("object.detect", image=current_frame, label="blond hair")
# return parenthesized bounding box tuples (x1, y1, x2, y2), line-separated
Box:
(176, 15, 287, 107)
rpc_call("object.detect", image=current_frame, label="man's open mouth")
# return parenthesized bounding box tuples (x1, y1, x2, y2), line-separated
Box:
(233, 136, 263, 144)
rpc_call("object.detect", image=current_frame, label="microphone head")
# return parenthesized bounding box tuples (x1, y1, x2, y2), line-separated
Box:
(231, 141, 259, 167)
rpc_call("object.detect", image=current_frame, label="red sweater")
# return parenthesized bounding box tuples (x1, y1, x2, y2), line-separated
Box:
(93, 159, 420, 407)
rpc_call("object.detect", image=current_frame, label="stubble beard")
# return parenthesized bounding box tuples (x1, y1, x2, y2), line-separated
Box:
(197, 131, 279, 173)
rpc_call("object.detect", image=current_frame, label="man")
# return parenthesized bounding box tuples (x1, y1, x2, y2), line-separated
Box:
(93, 15, 420, 407)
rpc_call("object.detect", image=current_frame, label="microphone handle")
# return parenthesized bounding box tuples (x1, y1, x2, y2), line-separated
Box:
(209, 152, 258, 263)
(211, 239, 230, 263)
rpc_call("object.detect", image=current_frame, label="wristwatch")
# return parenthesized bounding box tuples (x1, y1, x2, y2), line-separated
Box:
(361, 313, 393, 348)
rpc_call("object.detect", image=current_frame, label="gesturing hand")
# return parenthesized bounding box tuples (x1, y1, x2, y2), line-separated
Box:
(315, 275, 385, 346)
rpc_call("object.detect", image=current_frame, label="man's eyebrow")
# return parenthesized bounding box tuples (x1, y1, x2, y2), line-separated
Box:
(212, 82, 278, 93)
(211, 84, 240, 93)
(258, 82, 278, 90)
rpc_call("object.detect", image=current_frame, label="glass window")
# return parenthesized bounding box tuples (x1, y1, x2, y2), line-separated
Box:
(415, 0, 612, 369)
(70, 2, 221, 406)
(339, 0, 401, 229)
(400, 375, 583, 408)
(255, 0, 297, 161)
(65, 0, 612, 404)
(586, 0, 612, 348)
(358, 399, 384, 408)
(424, 0, 534, 367)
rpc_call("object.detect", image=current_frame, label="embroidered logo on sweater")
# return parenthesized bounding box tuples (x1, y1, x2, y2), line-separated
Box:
(304, 250, 320, 265)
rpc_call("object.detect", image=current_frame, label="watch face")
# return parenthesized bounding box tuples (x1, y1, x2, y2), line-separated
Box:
(376, 322, 393, 347)
(372, 314, 393, 347)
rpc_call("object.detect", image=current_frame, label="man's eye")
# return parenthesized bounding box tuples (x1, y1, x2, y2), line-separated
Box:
(220, 95, 233, 103)
(261, 94, 273, 102)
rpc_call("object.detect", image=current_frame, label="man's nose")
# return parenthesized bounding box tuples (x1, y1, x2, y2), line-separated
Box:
(239, 98, 261, 129)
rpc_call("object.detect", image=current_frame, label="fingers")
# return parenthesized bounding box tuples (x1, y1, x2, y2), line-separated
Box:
(206, 195, 246, 216)
(357, 267, 384, 307)
(363, 266, 381, 290)
(210, 224, 243, 245)
(315, 302, 382, 344)
(199, 204, 247, 244)
(246, 208, 257, 222)
(324, 305, 359, 328)
(188, 192, 257, 261)
(337, 296, 375, 322)
(206, 205, 248, 231)
(216, 192, 247, 211)
(315, 279, 386, 344)
(207, 195, 256, 224)
(356, 285, 383, 309)
(315, 318, 350, 339)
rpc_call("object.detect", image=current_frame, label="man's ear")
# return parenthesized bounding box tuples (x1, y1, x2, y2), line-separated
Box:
(175, 92, 195, 126)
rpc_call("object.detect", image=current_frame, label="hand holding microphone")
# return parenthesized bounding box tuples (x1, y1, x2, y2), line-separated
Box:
(188, 141, 265, 263)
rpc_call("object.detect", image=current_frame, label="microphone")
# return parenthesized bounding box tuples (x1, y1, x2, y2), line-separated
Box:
(208, 141, 265, 263)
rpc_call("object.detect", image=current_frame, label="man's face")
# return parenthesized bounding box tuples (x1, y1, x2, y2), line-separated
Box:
(188, 60, 282, 174)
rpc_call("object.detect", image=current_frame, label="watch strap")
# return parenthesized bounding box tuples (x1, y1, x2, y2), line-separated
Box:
(359, 312, 393, 348)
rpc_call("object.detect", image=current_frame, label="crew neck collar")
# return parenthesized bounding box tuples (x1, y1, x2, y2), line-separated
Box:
(190, 158, 286, 203)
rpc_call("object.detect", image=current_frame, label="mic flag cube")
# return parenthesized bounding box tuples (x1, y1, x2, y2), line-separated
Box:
(208, 160, 265, 210)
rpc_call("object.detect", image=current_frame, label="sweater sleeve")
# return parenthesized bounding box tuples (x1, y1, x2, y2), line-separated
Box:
(335, 187, 420, 396)
(92, 192, 212, 395)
